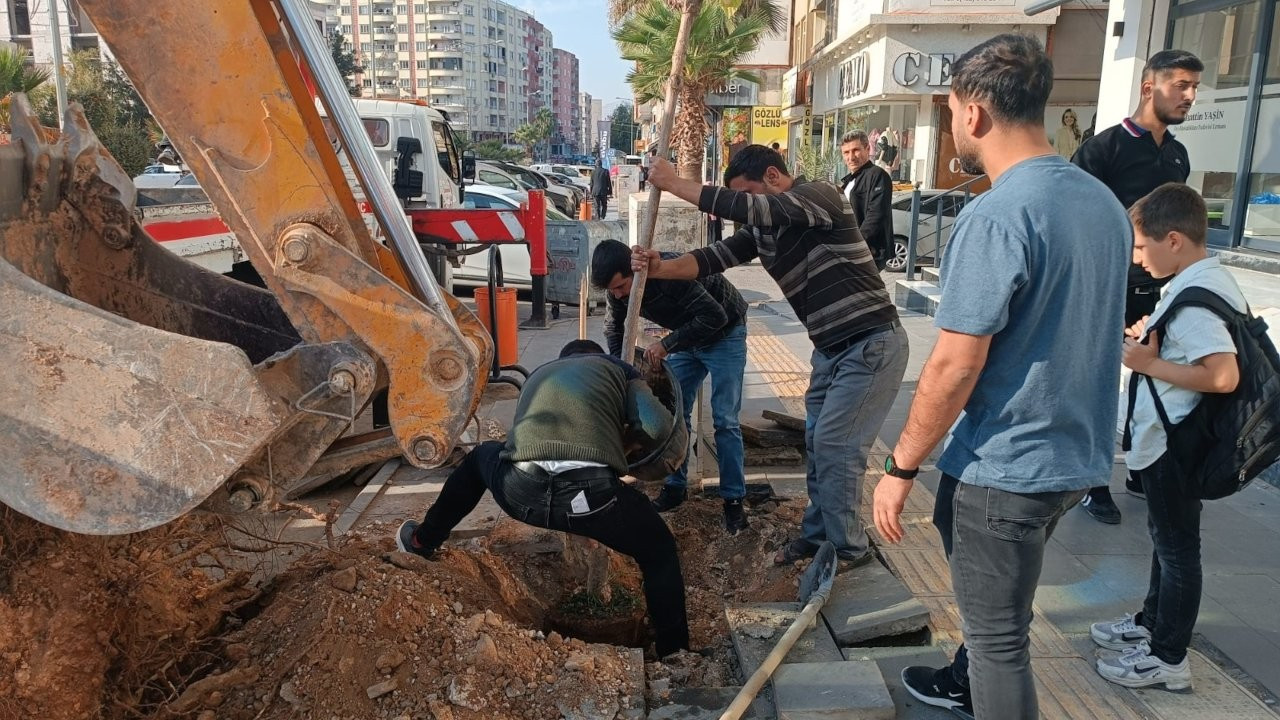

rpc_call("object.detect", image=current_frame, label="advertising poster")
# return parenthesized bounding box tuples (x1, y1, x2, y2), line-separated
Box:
(751, 106, 787, 151)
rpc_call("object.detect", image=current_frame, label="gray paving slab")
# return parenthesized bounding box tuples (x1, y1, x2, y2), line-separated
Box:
(820, 560, 930, 646)
(647, 687, 773, 720)
(726, 602, 844, 685)
(772, 660, 895, 720)
(840, 646, 957, 720)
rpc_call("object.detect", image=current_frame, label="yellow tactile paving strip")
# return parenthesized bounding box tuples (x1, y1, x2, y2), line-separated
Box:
(744, 315, 1150, 720)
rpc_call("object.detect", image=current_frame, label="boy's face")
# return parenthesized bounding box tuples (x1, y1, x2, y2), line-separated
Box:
(1133, 229, 1181, 279)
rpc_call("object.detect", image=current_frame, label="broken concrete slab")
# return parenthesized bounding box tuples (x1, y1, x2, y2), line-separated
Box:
(647, 687, 773, 720)
(821, 559, 930, 646)
(727, 602, 843, 685)
(762, 409, 806, 432)
(741, 421, 805, 448)
(841, 646, 956, 719)
(773, 660, 894, 719)
(744, 445, 804, 466)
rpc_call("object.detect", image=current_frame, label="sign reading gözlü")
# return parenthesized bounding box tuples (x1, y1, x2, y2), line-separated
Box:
(751, 106, 787, 149)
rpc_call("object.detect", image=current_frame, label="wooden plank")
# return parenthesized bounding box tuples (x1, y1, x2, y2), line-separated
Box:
(334, 458, 399, 535)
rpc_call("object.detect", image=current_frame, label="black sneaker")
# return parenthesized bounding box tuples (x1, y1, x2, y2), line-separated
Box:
(1080, 493, 1122, 524)
(1125, 475, 1146, 499)
(652, 485, 686, 512)
(395, 520, 436, 559)
(902, 665, 974, 719)
(723, 499, 749, 535)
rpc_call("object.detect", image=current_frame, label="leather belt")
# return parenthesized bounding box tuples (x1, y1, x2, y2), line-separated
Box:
(819, 320, 901, 355)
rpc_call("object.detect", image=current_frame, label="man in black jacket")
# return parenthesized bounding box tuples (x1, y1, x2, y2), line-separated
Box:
(395, 339, 690, 657)
(591, 239, 750, 533)
(840, 131, 894, 270)
(591, 161, 613, 219)
(1071, 48, 1203, 524)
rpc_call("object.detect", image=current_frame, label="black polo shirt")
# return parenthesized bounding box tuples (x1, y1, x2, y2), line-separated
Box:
(1072, 117, 1191, 286)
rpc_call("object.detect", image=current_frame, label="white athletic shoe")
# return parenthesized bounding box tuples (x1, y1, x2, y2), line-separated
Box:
(1090, 613, 1153, 650)
(1096, 641, 1192, 691)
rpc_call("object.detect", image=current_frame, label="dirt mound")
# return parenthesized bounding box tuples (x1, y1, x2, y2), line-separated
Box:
(0, 487, 809, 719)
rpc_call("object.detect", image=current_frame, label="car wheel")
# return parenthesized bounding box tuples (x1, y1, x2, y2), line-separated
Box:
(884, 236, 909, 273)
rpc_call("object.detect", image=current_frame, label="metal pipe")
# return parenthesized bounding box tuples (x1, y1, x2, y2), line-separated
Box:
(277, 0, 454, 322)
(905, 186, 921, 280)
(46, 0, 68, 128)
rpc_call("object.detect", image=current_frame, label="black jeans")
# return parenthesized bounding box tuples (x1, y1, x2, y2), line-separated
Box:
(934, 473, 1084, 718)
(414, 441, 690, 656)
(1134, 452, 1202, 665)
(594, 194, 609, 219)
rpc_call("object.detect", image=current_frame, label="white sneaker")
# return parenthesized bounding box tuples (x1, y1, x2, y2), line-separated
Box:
(1090, 613, 1153, 650)
(1096, 641, 1192, 691)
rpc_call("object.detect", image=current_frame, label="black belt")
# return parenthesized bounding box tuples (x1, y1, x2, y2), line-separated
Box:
(512, 461, 616, 483)
(819, 320, 901, 355)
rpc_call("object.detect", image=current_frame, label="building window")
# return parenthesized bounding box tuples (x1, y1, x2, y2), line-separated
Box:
(417, 59, 428, 68)
(419, 78, 429, 87)
(397, 23, 408, 33)
(416, 41, 428, 51)
(340, 6, 350, 14)
(400, 60, 410, 69)
(396, 4, 406, 13)
(358, 6, 369, 14)
(401, 79, 411, 88)
(464, 4, 474, 15)
(342, 24, 352, 35)
(464, 23, 475, 34)
(359, 24, 370, 33)
(399, 41, 409, 50)
(416, 22, 427, 32)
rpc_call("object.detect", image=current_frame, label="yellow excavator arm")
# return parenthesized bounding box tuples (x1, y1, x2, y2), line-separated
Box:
(0, 0, 493, 534)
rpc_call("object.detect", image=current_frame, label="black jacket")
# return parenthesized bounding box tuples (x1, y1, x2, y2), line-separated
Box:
(591, 167, 613, 196)
(840, 163, 894, 265)
(1071, 121, 1190, 288)
(603, 258, 747, 357)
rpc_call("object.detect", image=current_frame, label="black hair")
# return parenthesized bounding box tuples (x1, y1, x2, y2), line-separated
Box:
(723, 144, 790, 186)
(590, 239, 632, 289)
(559, 339, 606, 358)
(1130, 183, 1208, 246)
(950, 33, 1053, 126)
(1144, 50, 1205, 78)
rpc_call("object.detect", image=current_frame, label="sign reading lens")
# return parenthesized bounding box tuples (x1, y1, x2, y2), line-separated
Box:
(892, 52, 956, 89)
(838, 53, 871, 100)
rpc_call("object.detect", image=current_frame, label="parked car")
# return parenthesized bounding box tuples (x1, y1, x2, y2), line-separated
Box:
(489, 161, 578, 216)
(454, 184, 573, 290)
(532, 164, 590, 191)
(132, 163, 187, 189)
(885, 189, 972, 272)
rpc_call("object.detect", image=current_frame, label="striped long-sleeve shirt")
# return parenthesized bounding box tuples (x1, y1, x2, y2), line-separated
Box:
(689, 177, 897, 351)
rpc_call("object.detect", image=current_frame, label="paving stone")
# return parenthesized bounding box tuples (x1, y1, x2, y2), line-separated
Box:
(821, 559, 930, 646)
(744, 444, 804, 466)
(841, 646, 956, 719)
(647, 687, 772, 719)
(741, 421, 804, 448)
(726, 603, 843, 685)
(762, 409, 806, 432)
(773, 660, 894, 720)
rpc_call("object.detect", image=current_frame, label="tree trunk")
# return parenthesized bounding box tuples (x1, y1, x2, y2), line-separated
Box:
(672, 81, 706, 181)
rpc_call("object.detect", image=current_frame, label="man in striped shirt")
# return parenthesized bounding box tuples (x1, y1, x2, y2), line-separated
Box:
(635, 145, 908, 565)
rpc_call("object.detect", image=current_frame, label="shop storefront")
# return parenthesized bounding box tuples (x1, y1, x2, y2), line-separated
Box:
(1166, 0, 1279, 252)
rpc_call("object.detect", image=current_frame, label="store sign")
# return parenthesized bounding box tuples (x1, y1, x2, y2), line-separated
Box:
(751, 107, 787, 148)
(597, 120, 611, 160)
(1176, 98, 1246, 173)
(892, 52, 955, 88)
(706, 79, 760, 107)
(838, 53, 872, 100)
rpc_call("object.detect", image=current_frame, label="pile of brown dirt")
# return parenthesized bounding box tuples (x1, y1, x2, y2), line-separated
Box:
(0, 487, 809, 720)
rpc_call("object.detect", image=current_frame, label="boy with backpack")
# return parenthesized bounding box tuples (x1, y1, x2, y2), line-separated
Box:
(1092, 182, 1263, 691)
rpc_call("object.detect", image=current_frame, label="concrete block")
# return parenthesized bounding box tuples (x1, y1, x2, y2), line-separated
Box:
(727, 603, 843, 685)
(647, 687, 772, 720)
(741, 421, 805, 448)
(628, 193, 703, 255)
(841, 646, 956, 719)
(773, 660, 894, 720)
(894, 279, 942, 317)
(761, 409, 805, 432)
(821, 558, 931, 646)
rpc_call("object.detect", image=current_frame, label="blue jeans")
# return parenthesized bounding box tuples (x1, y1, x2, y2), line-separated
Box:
(802, 325, 908, 558)
(1136, 452, 1202, 665)
(663, 324, 748, 500)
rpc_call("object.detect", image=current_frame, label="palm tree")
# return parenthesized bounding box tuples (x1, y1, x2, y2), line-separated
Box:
(0, 45, 51, 132)
(612, 0, 781, 180)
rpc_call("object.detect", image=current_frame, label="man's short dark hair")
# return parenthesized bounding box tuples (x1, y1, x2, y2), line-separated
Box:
(559, 339, 606, 358)
(841, 130, 869, 146)
(723, 144, 790, 185)
(1130, 183, 1208, 246)
(590, 239, 632, 289)
(951, 33, 1053, 126)
(1144, 49, 1204, 78)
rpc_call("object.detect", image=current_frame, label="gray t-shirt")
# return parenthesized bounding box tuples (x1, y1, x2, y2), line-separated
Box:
(935, 154, 1129, 493)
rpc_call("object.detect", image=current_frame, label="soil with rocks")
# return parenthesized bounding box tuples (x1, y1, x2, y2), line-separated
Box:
(0, 484, 809, 720)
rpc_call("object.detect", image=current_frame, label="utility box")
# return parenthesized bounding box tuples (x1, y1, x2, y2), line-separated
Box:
(546, 219, 628, 307)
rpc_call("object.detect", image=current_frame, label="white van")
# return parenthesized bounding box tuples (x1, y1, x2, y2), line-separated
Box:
(320, 98, 465, 210)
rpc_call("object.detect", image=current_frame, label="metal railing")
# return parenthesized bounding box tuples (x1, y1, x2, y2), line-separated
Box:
(904, 174, 987, 280)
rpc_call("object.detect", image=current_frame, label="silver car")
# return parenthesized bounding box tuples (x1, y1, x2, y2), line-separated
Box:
(886, 189, 972, 272)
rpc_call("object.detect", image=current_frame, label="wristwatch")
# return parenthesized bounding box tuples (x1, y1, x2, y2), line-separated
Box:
(884, 454, 919, 480)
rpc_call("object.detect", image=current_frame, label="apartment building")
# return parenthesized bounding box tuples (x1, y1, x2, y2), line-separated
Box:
(551, 48, 580, 157)
(0, 0, 104, 65)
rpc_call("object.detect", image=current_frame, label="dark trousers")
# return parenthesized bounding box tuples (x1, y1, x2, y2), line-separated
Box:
(1134, 452, 1202, 664)
(414, 441, 690, 656)
(594, 194, 609, 219)
(934, 473, 1084, 718)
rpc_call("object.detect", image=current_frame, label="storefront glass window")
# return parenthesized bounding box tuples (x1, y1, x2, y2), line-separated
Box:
(1169, 0, 1261, 238)
(1244, 7, 1280, 248)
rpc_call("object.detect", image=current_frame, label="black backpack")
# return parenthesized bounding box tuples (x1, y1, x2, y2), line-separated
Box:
(1123, 287, 1280, 499)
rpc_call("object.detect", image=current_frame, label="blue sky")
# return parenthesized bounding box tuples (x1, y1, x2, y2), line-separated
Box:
(519, 0, 632, 109)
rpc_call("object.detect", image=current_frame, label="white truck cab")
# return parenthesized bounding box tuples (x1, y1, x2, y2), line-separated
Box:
(320, 98, 464, 210)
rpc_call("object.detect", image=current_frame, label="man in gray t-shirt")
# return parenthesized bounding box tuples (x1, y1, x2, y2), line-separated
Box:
(872, 35, 1128, 719)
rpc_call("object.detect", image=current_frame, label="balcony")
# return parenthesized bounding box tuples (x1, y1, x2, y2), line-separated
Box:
(373, 64, 399, 78)
(372, 26, 397, 41)
(427, 41, 463, 56)
(428, 25, 462, 38)
(370, 0, 394, 5)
